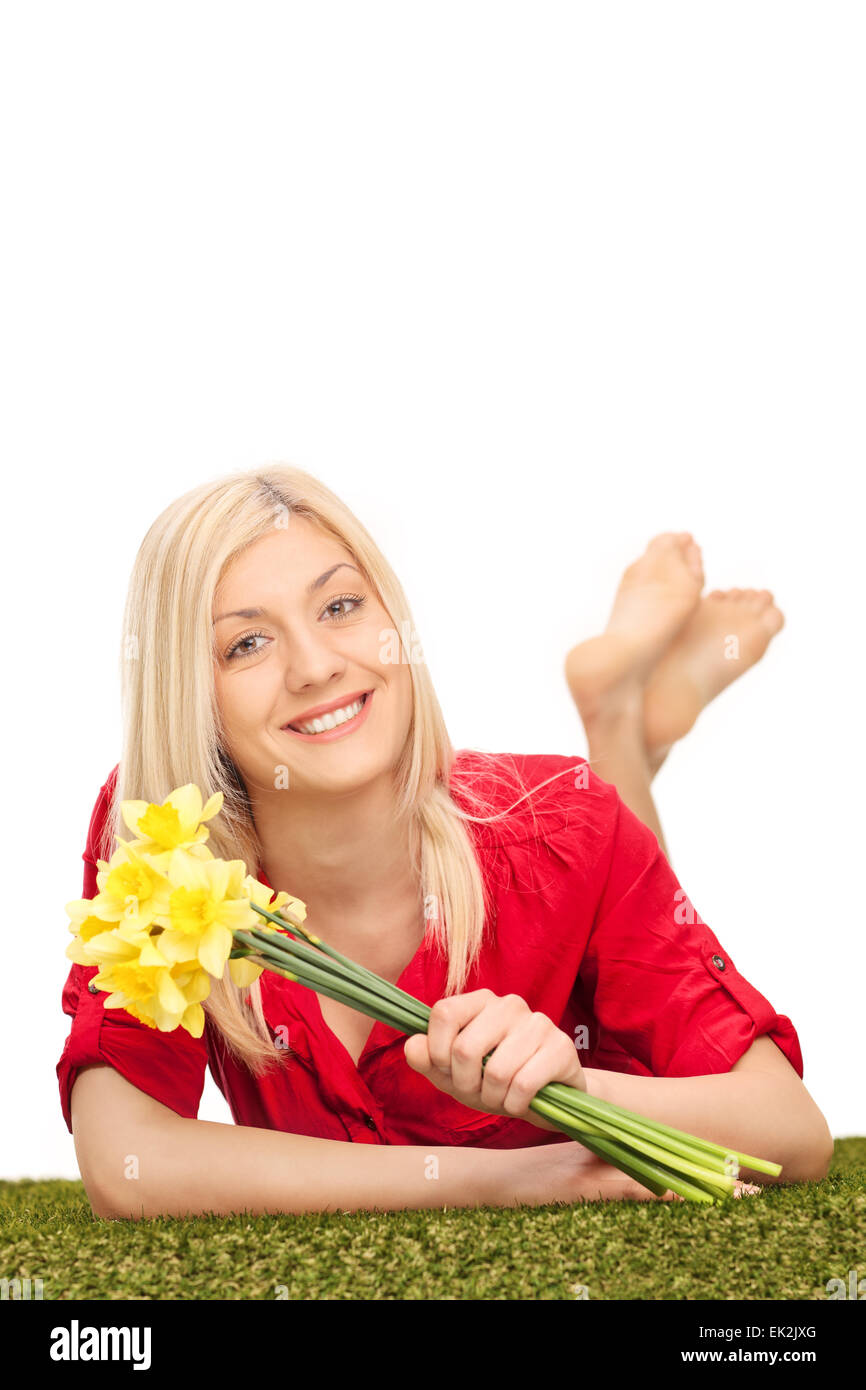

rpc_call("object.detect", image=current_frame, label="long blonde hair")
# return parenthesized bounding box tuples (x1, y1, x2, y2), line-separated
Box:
(99, 465, 582, 1075)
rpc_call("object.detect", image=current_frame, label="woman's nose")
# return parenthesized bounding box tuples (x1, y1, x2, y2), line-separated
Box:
(279, 630, 347, 691)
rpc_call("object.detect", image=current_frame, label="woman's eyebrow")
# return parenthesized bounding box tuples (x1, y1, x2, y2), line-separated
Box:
(212, 563, 362, 624)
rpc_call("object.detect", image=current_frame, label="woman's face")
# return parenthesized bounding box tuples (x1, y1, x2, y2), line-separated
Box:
(212, 516, 414, 798)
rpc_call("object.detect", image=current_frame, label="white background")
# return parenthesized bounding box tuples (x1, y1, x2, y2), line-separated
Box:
(1, 2, 862, 1180)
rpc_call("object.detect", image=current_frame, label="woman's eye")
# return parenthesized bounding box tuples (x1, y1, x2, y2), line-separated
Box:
(225, 631, 269, 661)
(223, 595, 365, 661)
(324, 594, 365, 621)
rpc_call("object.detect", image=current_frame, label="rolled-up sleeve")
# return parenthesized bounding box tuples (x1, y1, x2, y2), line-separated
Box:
(57, 773, 208, 1133)
(576, 792, 804, 1081)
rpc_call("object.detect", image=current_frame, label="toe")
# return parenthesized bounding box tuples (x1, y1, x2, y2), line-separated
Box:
(760, 605, 785, 634)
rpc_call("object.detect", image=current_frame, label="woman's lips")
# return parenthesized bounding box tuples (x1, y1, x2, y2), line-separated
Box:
(282, 691, 373, 743)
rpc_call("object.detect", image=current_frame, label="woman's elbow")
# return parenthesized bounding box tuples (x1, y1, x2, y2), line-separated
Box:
(86, 1176, 164, 1222)
(78, 1163, 135, 1221)
(781, 1114, 834, 1184)
(803, 1098, 835, 1180)
(741, 1094, 834, 1187)
(804, 1122, 835, 1182)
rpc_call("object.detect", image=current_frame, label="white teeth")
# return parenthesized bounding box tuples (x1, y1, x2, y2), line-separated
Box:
(292, 696, 365, 735)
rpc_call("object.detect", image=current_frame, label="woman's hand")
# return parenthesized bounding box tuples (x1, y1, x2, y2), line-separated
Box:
(403, 988, 585, 1128)
(507, 1140, 686, 1205)
(504, 1142, 762, 1207)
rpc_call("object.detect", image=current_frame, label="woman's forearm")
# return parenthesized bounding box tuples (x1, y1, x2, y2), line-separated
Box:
(581, 1066, 832, 1184)
(94, 1112, 514, 1220)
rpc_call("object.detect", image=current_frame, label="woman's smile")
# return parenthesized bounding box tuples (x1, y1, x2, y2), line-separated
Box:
(281, 689, 374, 742)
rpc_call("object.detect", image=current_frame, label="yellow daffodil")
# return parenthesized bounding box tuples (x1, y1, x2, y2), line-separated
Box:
(76, 844, 173, 927)
(64, 779, 303, 1032)
(65, 899, 113, 945)
(244, 876, 306, 924)
(65, 780, 306, 1035)
(66, 918, 167, 970)
(155, 849, 263, 977)
(94, 952, 212, 1035)
(70, 917, 209, 1033)
(120, 784, 224, 856)
(226, 877, 300, 986)
(65, 848, 173, 971)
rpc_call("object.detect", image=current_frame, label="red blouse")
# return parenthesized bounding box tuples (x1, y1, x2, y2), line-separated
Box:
(57, 750, 803, 1149)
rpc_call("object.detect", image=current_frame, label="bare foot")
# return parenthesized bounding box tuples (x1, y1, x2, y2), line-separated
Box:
(642, 589, 786, 757)
(564, 532, 704, 730)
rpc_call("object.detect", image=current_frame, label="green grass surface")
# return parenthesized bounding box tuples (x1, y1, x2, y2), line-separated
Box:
(2, 1138, 864, 1301)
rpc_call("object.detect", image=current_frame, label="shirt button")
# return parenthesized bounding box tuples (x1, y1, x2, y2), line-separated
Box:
(712, 954, 726, 971)
(364, 1114, 378, 1130)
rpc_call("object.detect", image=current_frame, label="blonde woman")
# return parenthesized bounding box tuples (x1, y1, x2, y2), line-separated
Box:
(60, 466, 832, 1219)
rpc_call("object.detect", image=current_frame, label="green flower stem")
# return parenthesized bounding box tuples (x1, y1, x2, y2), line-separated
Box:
(236, 928, 431, 1032)
(528, 1091, 736, 1198)
(255, 957, 420, 1037)
(550, 1123, 729, 1204)
(539, 1079, 782, 1177)
(530, 1097, 735, 1195)
(235, 935, 426, 1036)
(532, 1084, 737, 1179)
(542, 1127, 673, 1199)
(528, 1099, 720, 1204)
(248, 904, 433, 1021)
(522, 1098, 673, 1194)
(558, 1109, 736, 1184)
(565, 1109, 736, 1194)
(243, 927, 401, 1000)
(241, 916, 431, 1023)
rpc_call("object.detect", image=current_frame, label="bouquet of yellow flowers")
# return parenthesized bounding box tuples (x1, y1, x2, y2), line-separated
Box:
(66, 783, 782, 1205)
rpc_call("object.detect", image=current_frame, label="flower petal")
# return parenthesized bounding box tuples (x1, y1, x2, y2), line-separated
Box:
(120, 800, 151, 837)
(200, 791, 224, 824)
(180, 1002, 206, 1037)
(228, 956, 264, 988)
(199, 922, 233, 977)
(167, 784, 204, 831)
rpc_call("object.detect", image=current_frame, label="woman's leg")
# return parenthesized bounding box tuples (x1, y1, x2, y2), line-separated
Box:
(565, 534, 786, 868)
(582, 701, 673, 862)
